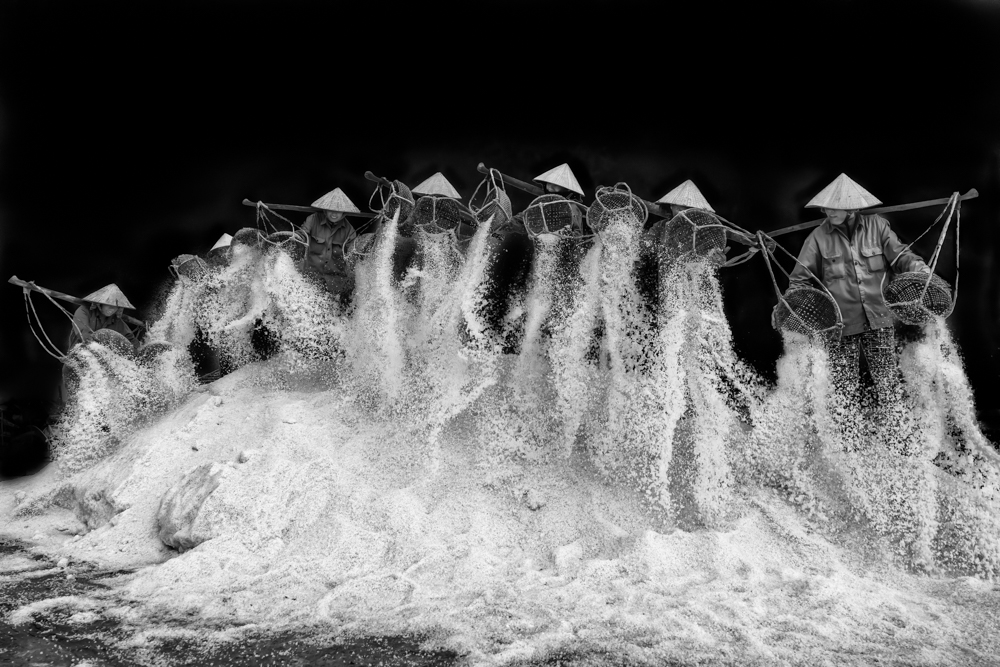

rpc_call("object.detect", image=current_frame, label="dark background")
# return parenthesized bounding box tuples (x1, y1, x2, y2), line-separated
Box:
(1, 0, 998, 432)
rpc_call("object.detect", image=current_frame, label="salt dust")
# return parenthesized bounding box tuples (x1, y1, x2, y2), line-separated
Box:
(3, 214, 1000, 665)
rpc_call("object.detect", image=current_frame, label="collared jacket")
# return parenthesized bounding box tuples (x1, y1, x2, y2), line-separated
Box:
(788, 213, 929, 336)
(68, 305, 139, 351)
(301, 213, 357, 276)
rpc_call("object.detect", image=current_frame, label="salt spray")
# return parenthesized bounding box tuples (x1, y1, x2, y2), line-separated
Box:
(7, 211, 1000, 666)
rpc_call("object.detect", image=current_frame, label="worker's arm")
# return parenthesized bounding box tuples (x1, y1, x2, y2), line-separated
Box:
(72, 306, 95, 344)
(880, 217, 930, 274)
(787, 234, 821, 291)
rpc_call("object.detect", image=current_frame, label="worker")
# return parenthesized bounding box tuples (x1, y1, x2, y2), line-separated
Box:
(68, 284, 140, 353)
(780, 173, 930, 410)
(530, 163, 587, 237)
(301, 188, 363, 302)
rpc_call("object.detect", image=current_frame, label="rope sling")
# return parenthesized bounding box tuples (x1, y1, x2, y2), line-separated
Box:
(21, 287, 82, 362)
(469, 167, 514, 232)
(521, 194, 590, 239)
(658, 208, 757, 267)
(21, 285, 142, 398)
(758, 230, 844, 341)
(369, 179, 415, 234)
(882, 192, 960, 324)
(168, 254, 210, 280)
(408, 195, 468, 236)
(758, 192, 962, 339)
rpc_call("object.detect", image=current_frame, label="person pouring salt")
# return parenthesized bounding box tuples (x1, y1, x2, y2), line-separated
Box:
(300, 188, 363, 301)
(530, 163, 588, 236)
(68, 284, 140, 353)
(778, 173, 930, 408)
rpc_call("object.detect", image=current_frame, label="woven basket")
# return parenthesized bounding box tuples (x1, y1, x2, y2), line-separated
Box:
(659, 209, 728, 262)
(471, 187, 512, 230)
(92, 329, 135, 358)
(381, 180, 416, 236)
(232, 227, 264, 248)
(266, 230, 307, 262)
(206, 244, 232, 265)
(884, 272, 953, 324)
(588, 183, 647, 234)
(138, 342, 174, 367)
(409, 196, 465, 235)
(171, 254, 208, 280)
(774, 286, 843, 340)
(522, 194, 580, 238)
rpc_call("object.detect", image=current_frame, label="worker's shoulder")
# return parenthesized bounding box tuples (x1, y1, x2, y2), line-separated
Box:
(801, 223, 832, 244)
(860, 212, 891, 228)
(301, 213, 321, 232)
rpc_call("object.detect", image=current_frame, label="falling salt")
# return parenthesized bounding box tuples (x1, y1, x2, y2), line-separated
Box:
(3, 210, 999, 664)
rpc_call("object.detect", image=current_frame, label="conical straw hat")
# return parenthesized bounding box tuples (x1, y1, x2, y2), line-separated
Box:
(655, 179, 715, 212)
(210, 233, 233, 252)
(82, 283, 135, 309)
(533, 163, 584, 196)
(805, 173, 881, 210)
(311, 188, 362, 214)
(411, 172, 462, 199)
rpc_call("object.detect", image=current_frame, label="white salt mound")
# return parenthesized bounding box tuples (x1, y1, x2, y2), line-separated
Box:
(2, 235, 999, 666)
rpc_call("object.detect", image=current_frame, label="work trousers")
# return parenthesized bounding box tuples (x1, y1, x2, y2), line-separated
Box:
(829, 327, 909, 450)
(826, 325, 898, 405)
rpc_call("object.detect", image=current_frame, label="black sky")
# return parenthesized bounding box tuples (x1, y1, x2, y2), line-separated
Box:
(1, 0, 999, 427)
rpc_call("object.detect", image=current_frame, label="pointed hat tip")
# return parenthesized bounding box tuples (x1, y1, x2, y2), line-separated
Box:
(311, 187, 362, 214)
(805, 173, 882, 209)
(82, 283, 135, 310)
(532, 163, 584, 196)
(656, 179, 715, 212)
(411, 172, 462, 199)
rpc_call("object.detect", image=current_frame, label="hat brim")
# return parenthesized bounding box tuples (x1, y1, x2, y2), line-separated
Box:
(310, 207, 375, 217)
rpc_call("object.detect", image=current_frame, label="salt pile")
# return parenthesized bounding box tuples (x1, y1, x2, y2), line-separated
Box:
(2, 212, 1000, 665)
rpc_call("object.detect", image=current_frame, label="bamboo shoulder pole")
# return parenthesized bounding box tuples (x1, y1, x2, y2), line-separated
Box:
(242, 199, 376, 219)
(767, 188, 979, 238)
(477, 163, 545, 197)
(8, 276, 146, 329)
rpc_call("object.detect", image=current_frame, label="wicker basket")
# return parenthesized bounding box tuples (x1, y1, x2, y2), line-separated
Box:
(587, 183, 647, 234)
(883, 272, 953, 324)
(522, 194, 580, 238)
(774, 286, 843, 340)
(409, 196, 465, 235)
(265, 230, 307, 262)
(92, 329, 135, 358)
(232, 227, 264, 248)
(658, 209, 728, 262)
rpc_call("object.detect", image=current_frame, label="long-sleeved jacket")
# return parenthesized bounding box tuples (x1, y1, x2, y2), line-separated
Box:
(301, 213, 357, 276)
(788, 213, 929, 336)
(68, 305, 139, 351)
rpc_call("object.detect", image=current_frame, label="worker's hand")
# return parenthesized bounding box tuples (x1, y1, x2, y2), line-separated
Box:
(759, 236, 776, 253)
(770, 305, 781, 331)
(707, 247, 728, 267)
